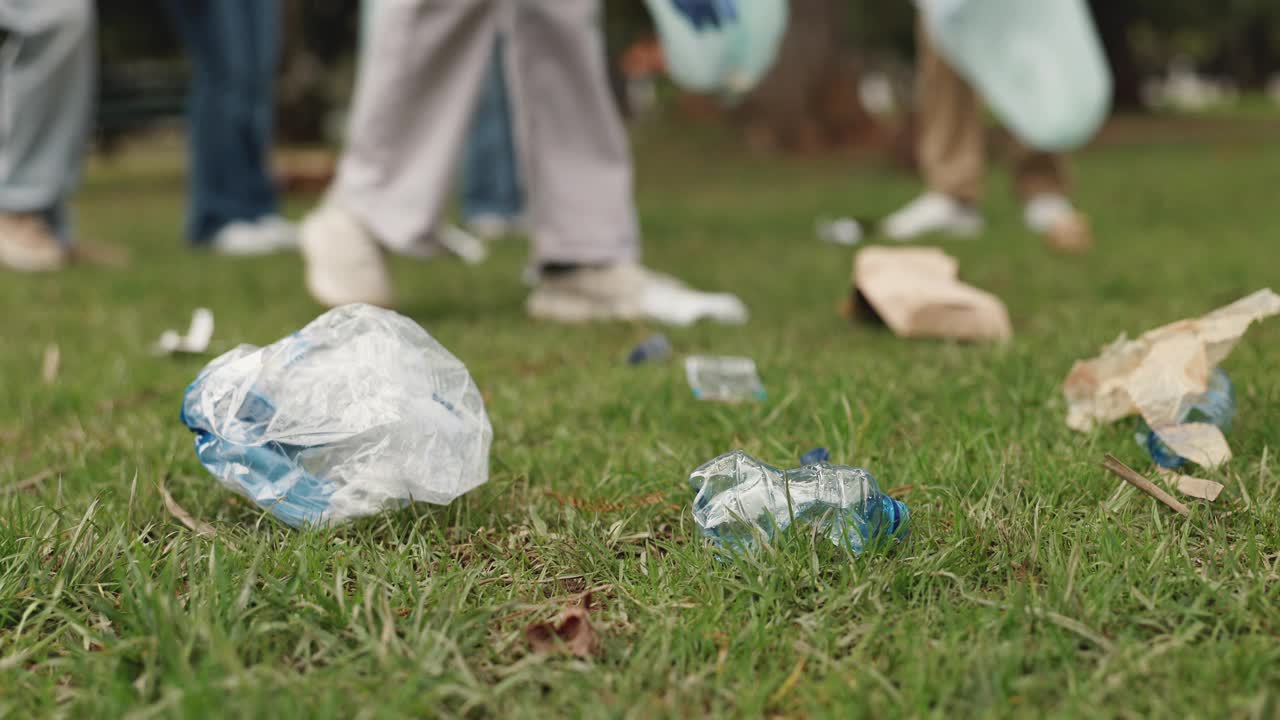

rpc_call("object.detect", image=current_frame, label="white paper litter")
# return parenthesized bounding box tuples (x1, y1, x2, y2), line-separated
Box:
(156, 308, 215, 355)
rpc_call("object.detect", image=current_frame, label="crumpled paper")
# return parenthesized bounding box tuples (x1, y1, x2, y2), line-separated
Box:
(155, 308, 214, 355)
(1064, 288, 1280, 471)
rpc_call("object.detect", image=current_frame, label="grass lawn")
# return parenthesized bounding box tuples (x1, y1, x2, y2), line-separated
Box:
(2, 116, 1279, 718)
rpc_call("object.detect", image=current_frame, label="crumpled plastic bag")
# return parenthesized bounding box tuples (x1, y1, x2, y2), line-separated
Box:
(920, 0, 1111, 151)
(645, 0, 788, 96)
(181, 304, 492, 527)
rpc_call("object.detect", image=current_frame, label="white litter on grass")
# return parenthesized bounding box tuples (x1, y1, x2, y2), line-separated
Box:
(156, 308, 215, 355)
(816, 217, 863, 246)
(685, 355, 766, 402)
(41, 344, 60, 385)
(437, 225, 489, 265)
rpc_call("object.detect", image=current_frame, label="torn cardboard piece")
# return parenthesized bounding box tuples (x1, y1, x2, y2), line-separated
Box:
(155, 308, 215, 355)
(852, 246, 1012, 341)
(1065, 289, 1280, 432)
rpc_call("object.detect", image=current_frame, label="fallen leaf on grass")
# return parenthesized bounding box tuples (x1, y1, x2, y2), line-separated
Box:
(159, 483, 216, 537)
(525, 593, 601, 658)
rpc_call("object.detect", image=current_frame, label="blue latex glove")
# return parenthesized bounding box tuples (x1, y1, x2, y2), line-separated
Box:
(671, 0, 737, 30)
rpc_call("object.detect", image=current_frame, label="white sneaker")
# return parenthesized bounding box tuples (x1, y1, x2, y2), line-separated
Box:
(465, 213, 525, 241)
(212, 220, 290, 256)
(299, 204, 394, 308)
(527, 263, 748, 326)
(881, 192, 984, 240)
(0, 213, 66, 272)
(255, 215, 299, 250)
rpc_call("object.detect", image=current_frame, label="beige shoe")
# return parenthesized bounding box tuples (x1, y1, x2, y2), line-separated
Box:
(1025, 193, 1093, 254)
(299, 204, 394, 308)
(1043, 211, 1094, 254)
(0, 213, 66, 272)
(527, 263, 748, 326)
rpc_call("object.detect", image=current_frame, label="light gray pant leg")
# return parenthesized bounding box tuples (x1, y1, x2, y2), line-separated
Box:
(0, 0, 94, 216)
(332, 0, 639, 265)
(509, 0, 639, 265)
(331, 0, 498, 253)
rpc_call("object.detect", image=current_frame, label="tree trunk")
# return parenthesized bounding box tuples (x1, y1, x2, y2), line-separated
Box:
(732, 0, 881, 153)
(1088, 0, 1144, 110)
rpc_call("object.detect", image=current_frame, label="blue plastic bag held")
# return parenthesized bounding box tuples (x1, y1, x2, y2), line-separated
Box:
(920, 0, 1112, 151)
(646, 0, 788, 95)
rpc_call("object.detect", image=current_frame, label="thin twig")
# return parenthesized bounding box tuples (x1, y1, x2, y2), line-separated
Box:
(2, 469, 55, 495)
(1101, 454, 1189, 516)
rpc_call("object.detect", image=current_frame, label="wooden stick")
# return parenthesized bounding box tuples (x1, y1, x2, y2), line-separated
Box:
(1101, 454, 1190, 516)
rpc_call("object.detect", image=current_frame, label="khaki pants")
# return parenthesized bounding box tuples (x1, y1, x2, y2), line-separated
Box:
(915, 21, 1066, 204)
(332, 0, 639, 265)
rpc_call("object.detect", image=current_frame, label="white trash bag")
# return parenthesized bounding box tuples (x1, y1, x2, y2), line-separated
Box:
(920, 0, 1112, 151)
(646, 0, 788, 96)
(181, 304, 492, 528)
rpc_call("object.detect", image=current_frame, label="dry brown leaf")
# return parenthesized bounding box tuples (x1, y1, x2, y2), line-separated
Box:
(525, 594, 601, 658)
(159, 483, 216, 537)
(41, 344, 60, 385)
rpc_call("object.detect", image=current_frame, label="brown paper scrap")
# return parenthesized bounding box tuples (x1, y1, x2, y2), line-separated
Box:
(1157, 469, 1224, 501)
(853, 246, 1012, 342)
(1065, 289, 1279, 432)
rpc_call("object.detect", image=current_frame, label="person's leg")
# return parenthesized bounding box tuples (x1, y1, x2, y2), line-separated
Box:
(461, 38, 524, 235)
(1012, 145, 1092, 252)
(168, 0, 281, 247)
(240, 0, 282, 221)
(0, 0, 94, 271)
(513, 0, 746, 325)
(328, 0, 497, 252)
(882, 18, 984, 240)
(506, 0, 638, 267)
(303, 0, 498, 306)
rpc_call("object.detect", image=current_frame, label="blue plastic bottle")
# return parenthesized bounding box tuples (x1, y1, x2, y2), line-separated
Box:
(1138, 368, 1235, 469)
(690, 450, 908, 554)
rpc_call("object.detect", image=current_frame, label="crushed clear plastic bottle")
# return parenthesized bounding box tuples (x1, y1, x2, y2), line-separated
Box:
(684, 356, 766, 402)
(1137, 367, 1235, 469)
(689, 450, 909, 554)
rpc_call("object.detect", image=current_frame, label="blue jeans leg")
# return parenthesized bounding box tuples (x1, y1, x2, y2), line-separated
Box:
(461, 39, 524, 222)
(168, 0, 280, 244)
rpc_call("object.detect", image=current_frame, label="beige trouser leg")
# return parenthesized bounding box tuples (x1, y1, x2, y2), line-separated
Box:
(331, 0, 639, 265)
(915, 19, 1067, 203)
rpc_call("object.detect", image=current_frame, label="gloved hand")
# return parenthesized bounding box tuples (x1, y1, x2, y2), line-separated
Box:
(671, 0, 737, 30)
